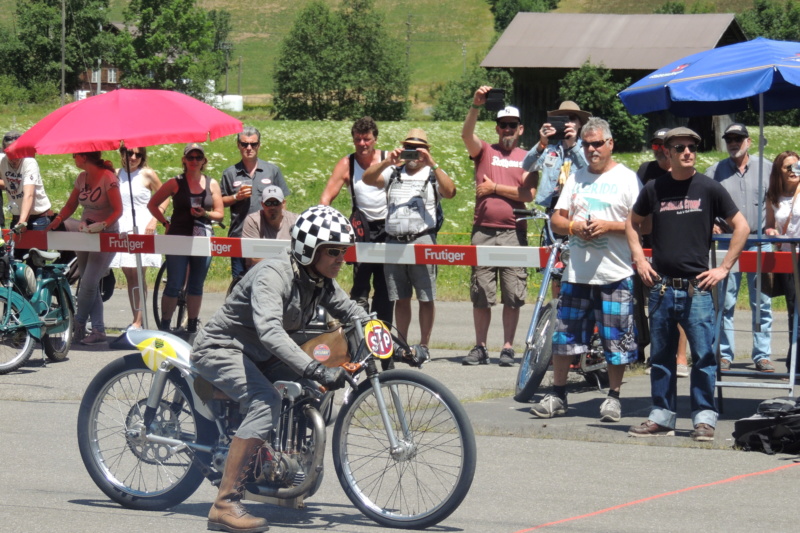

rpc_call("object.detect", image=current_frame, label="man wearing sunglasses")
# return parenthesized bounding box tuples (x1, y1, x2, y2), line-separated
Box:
(529, 118, 641, 423)
(221, 126, 291, 279)
(461, 87, 537, 367)
(626, 127, 749, 441)
(705, 123, 775, 373)
(241, 186, 298, 269)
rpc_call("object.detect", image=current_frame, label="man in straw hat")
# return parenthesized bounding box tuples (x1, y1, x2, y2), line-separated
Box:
(460, 86, 538, 366)
(363, 128, 456, 351)
(523, 100, 591, 212)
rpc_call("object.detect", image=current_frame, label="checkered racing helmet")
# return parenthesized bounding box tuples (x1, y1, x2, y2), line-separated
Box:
(291, 205, 354, 265)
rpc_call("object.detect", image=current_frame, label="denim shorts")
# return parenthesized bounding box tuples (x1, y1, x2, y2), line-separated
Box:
(552, 277, 639, 365)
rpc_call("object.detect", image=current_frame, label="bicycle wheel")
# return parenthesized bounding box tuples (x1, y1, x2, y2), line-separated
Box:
(332, 369, 476, 529)
(514, 300, 557, 403)
(42, 291, 74, 362)
(77, 354, 217, 510)
(152, 263, 188, 330)
(0, 293, 36, 374)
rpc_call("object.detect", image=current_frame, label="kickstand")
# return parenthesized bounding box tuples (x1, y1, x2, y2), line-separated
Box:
(39, 345, 47, 368)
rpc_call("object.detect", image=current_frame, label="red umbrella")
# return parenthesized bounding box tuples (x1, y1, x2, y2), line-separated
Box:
(6, 88, 242, 157)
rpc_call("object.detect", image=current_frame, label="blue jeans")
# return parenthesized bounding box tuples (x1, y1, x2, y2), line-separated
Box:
(718, 241, 772, 362)
(164, 255, 212, 297)
(648, 282, 718, 429)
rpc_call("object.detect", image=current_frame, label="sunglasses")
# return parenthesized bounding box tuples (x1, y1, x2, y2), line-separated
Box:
(724, 136, 745, 144)
(784, 163, 796, 171)
(651, 143, 664, 151)
(123, 149, 141, 158)
(670, 143, 698, 153)
(324, 247, 348, 258)
(497, 121, 519, 130)
(584, 139, 609, 149)
(185, 154, 204, 161)
(263, 199, 282, 207)
(239, 141, 259, 149)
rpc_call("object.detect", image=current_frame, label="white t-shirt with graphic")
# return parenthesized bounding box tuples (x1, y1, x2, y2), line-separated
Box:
(555, 164, 641, 284)
(380, 164, 438, 238)
(0, 157, 51, 216)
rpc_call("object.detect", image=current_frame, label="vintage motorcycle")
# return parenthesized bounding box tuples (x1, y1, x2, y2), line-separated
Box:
(512, 208, 608, 403)
(77, 316, 476, 529)
(0, 226, 76, 374)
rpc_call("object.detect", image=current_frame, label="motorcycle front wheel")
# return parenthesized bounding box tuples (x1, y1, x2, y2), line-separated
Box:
(0, 294, 35, 375)
(332, 369, 476, 529)
(42, 291, 73, 362)
(513, 300, 557, 403)
(77, 354, 217, 510)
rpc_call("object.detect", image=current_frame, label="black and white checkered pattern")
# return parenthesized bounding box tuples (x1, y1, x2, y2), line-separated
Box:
(291, 205, 354, 265)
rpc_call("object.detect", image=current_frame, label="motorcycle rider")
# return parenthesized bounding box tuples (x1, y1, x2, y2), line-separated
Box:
(191, 205, 368, 533)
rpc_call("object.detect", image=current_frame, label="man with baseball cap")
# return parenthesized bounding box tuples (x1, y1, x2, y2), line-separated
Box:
(461, 86, 537, 366)
(705, 123, 775, 373)
(241, 185, 298, 269)
(523, 100, 591, 211)
(626, 127, 749, 441)
(220, 126, 291, 279)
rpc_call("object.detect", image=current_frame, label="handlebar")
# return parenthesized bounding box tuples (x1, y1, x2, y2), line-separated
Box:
(513, 207, 560, 246)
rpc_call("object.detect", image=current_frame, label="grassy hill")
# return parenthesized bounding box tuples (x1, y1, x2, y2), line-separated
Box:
(0, 0, 759, 99)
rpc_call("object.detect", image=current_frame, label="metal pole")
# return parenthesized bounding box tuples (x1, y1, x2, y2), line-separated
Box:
(61, 0, 65, 105)
(122, 142, 149, 329)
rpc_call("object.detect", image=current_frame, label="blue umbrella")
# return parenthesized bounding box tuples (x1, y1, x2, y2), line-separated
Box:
(619, 37, 800, 117)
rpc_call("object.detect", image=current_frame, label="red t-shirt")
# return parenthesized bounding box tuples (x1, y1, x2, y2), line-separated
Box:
(472, 141, 528, 229)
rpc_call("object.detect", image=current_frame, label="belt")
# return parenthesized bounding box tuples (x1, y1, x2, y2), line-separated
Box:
(660, 276, 698, 290)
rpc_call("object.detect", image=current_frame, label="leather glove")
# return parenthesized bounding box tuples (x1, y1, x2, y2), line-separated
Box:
(304, 361, 347, 391)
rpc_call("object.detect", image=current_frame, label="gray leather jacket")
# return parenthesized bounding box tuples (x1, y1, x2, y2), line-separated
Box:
(193, 251, 367, 376)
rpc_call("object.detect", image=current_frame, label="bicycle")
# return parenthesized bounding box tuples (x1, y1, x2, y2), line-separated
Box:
(512, 208, 607, 403)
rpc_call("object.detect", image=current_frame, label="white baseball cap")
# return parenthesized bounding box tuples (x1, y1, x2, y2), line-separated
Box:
(497, 106, 520, 120)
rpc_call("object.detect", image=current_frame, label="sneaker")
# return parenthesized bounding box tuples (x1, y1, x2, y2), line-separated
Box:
(720, 358, 731, 372)
(498, 347, 515, 367)
(756, 359, 775, 373)
(645, 366, 651, 375)
(462, 345, 489, 366)
(81, 330, 107, 345)
(628, 420, 675, 438)
(599, 397, 621, 422)
(676, 364, 689, 378)
(690, 423, 715, 442)
(529, 394, 568, 418)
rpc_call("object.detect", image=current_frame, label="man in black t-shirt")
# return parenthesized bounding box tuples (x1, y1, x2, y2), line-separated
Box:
(625, 127, 749, 443)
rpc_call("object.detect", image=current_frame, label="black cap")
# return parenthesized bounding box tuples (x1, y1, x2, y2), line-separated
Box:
(650, 128, 670, 143)
(722, 123, 749, 139)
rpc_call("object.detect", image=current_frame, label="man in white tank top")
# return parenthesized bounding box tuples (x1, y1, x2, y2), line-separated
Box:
(321, 117, 394, 335)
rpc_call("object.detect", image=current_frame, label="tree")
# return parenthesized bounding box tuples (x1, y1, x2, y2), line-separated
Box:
(737, 0, 800, 41)
(0, 0, 111, 95)
(432, 63, 514, 121)
(653, 1, 716, 14)
(559, 62, 646, 151)
(114, 0, 226, 98)
(274, 0, 409, 120)
(486, 0, 559, 32)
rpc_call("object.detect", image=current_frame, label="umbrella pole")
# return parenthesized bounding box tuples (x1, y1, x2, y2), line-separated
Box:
(755, 93, 765, 333)
(123, 148, 150, 329)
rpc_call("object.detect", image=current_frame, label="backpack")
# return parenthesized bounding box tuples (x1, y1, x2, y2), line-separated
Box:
(732, 397, 800, 455)
(385, 165, 444, 239)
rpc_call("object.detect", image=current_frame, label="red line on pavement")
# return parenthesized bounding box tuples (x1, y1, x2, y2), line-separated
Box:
(514, 461, 800, 532)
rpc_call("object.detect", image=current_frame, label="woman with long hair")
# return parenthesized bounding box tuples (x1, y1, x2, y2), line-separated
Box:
(47, 151, 123, 344)
(764, 150, 800, 374)
(148, 143, 223, 334)
(111, 146, 168, 330)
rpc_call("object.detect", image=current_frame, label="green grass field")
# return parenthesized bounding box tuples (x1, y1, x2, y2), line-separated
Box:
(1, 103, 794, 311)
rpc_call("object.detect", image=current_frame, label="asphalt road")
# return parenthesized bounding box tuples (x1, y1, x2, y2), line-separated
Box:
(2, 291, 799, 532)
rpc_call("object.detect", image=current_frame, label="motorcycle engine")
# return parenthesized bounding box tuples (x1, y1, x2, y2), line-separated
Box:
(252, 447, 305, 488)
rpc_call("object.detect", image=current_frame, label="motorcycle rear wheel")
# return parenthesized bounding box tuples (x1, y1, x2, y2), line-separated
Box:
(77, 354, 217, 510)
(332, 369, 476, 529)
(0, 294, 35, 375)
(514, 300, 557, 403)
(43, 293, 73, 362)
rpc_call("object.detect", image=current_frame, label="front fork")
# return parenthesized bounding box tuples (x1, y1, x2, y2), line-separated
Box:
(363, 358, 413, 459)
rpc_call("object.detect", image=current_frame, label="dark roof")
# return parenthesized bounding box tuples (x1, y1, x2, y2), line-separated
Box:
(481, 13, 745, 70)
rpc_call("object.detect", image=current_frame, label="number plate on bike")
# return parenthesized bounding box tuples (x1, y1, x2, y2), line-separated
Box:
(364, 320, 393, 359)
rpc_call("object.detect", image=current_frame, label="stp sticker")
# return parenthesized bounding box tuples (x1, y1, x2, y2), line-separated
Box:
(364, 320, 393, 359)
(313, 344, 331, 361)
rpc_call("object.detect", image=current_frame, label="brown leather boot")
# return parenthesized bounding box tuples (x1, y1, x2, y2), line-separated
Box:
(208, 437, 269, 532)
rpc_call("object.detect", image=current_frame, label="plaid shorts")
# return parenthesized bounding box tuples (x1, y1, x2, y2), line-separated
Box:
(552, 277, 638, 365)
